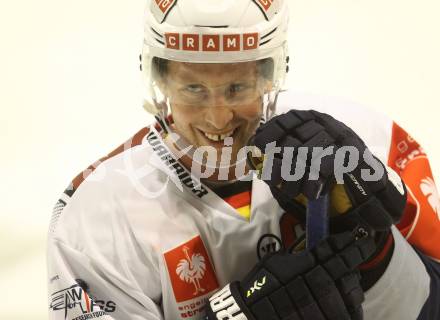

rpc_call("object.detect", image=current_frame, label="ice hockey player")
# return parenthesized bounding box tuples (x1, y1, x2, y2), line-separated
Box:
(48, 0, 440, 319)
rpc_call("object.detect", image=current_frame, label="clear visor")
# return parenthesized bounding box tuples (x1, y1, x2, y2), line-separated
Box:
(165, 75, 267, 108)
(141, 48, 286, 178)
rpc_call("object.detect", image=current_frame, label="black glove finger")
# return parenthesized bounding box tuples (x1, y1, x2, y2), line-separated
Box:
(327, 231, 357, 251)
(317, 233, 357, 277)
(313, 233, 376, 280)
(277, 136, 307, 198)
(251, 297, 281, 320)
(277, 138, 305, 198)
(310, 110, 365, 148)
(309, 143, 337, 179)
(269, 287, 302, 320)
(254, 110, 341, 203)
(292, 109, 316, 122)
(304, 266, 351, 320)
(331, 234, 376, 270)
(255, 122, 303, 192)
(280, 148, 333, 200)
(353, 236, 377, 262)
(275, 110, 304, 132)
(263, 251, 316, 284)
(309, 110, 355, 141)
(282, 122, 336, 200)
(338, 242, 369, 270)
(312, 231, 355, 268)
(337, 135, 366, 153)
(294, 119, 325, 142)
(337, 272, 365, 320)
(313, 237, 335, 262)
(322, 253, 351, 280)
(302, 127, 335, 149)
(348, 305, 364, 320)
(286, 276, 326, 320)
(279, 134, 303, 152)
(254, 117, 286, 149)
(338, 272, 364, 307)
(313, 231, 372, 262)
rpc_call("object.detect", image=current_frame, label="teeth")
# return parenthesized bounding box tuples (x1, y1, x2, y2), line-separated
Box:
(203, 129, 235, 142)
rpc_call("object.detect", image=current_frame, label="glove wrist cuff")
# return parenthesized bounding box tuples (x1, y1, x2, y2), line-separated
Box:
(359, 231, 394, 290)
(359, 231, 393, 271)
(206, 282, 254, 320)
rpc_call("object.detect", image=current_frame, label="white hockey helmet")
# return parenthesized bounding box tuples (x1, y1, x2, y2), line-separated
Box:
(141, 0, 289, 175)
(141, 0, 289, 119)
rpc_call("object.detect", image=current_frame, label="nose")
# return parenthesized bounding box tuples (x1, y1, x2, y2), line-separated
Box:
(204, 106, 234, 130)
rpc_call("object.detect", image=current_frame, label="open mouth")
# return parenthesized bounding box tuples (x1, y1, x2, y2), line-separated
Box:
(199, 128, 236, 142)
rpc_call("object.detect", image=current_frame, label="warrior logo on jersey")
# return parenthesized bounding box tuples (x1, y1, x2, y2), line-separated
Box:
(257, 234, 282, 259)
(164, 235, 219, 303)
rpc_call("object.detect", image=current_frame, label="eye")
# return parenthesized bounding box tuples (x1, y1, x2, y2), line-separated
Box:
(229, 83, 246, 94)
(183, 84, 206, 94)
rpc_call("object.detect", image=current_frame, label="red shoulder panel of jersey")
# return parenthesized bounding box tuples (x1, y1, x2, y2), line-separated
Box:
(388, 122, 440, 261)
(66, 127, 151, 196)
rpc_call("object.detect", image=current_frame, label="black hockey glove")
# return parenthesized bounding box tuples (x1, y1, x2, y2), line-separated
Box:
(250, 110, 407, 234)
(205, 232, 376, 320)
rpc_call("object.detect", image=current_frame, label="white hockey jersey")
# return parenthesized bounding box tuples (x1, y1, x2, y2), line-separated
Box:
(48, 92, 439, 320)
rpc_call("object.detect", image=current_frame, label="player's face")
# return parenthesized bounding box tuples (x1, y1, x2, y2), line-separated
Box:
(164, 61, 267, 168)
